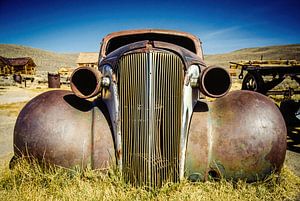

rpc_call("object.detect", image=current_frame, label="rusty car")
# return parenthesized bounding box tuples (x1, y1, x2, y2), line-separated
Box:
(13, 29, 287, 187)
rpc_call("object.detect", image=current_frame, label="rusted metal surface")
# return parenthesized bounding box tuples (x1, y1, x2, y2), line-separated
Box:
(186, 90, 287, 181)
(48, 73, 60, 88)
(185, 101, 209, 181)
(199, 66, 231, 98)
(101, 76, 122, 172)
(70, 66, 102, 98)
(13, 30, 287, 187)
(98, 38, 209, 186)
(100, 29, 203, 59)
(14, 90, 115, 169)
(13, 74, 22, 84)
(100, 40, 205, 70)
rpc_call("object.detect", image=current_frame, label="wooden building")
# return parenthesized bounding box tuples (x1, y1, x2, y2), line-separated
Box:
(0, 56, 10, 75)
(76, 52, 99, 68)
(58, 67, 76, 76)
(0, 56, 36, 75)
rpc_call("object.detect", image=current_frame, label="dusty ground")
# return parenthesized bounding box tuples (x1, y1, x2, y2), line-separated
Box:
(0, 109, 17, 160)
(0, 85, 299, 177)
(0, 85, 69, 161)
(0, 86, 41, 161)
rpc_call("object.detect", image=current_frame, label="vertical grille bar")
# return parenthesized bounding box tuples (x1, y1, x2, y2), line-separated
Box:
(118, 51, 183, 187)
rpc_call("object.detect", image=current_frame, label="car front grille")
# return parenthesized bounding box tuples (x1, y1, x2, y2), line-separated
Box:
(118, 51, 184, 187)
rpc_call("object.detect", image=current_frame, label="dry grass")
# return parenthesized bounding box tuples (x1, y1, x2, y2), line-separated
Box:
(0, 158, 299, 201)
(27, 85, 71, 92)
(0, 102, 27, 117)
(0, 86, 70, 116)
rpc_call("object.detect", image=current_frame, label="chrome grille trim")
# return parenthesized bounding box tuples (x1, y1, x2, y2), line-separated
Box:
(118, 51, 184, 186)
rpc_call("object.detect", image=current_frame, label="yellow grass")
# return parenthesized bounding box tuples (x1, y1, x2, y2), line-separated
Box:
(0, 158, 299, 201)
(0, 102, 27, 117)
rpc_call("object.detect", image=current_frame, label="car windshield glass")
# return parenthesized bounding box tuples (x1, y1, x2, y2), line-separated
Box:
(106, 33, 197, 55)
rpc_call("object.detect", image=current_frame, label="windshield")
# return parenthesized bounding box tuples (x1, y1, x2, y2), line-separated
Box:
(105, 33, 197, 55)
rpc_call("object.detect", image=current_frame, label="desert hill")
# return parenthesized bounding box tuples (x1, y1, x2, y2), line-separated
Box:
(0, 44, 299, 72)
(204, 44, 300, 67)
(0, 44, 78, 72)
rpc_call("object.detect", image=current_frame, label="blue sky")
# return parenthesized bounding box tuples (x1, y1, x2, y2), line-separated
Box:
(0, 0, 299, 54)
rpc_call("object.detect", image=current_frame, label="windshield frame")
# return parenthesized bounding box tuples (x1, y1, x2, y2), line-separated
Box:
(100, 29, 203, 59)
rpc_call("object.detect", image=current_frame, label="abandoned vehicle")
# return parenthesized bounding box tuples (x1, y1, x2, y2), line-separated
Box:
(13, 29, 286, 187)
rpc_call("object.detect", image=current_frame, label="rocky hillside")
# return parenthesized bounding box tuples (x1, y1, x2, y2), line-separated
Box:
(0, 44, 78, 72)
(204, 44, 300, 67)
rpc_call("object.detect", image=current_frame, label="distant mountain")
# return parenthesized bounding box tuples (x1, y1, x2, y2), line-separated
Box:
(204, 44, 300, 67)
(0, 44, 78, 72)
(1, 44, 299, 72)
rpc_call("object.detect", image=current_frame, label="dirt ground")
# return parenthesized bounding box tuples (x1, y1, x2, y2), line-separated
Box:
(0, 85, 68, 161)
(0, 85, 299, 177)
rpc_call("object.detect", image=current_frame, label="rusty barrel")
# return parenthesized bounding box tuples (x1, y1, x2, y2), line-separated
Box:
(13, 74, 22, 84)
(48, 73, 60, 88)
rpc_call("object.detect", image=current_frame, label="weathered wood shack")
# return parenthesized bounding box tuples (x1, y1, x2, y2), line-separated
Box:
(58, 67, 75, 76)
(0, 56, 10, 75)
(76, 52, 98, 68)
(0, 56, 36, 75)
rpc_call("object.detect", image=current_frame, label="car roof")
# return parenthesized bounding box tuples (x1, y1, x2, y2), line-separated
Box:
(100, 29, 203, 58)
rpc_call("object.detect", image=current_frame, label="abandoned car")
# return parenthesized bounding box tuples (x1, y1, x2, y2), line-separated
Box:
(13, 29, 286, 187)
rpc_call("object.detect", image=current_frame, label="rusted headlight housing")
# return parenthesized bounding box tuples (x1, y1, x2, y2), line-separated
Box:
(70, 66, 102, 99)
(199, 66, 231, 98)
